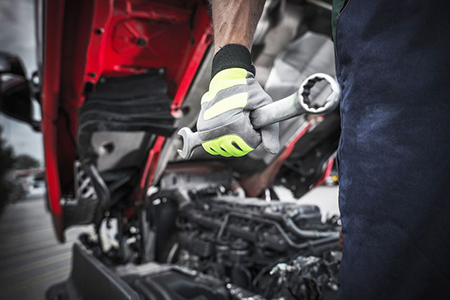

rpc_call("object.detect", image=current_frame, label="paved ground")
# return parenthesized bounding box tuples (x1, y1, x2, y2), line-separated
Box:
(0, 196, 83, 300)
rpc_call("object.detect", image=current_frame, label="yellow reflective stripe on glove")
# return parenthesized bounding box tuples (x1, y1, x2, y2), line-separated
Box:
(203, 93, 247, 120)
(201, 68, 248, 104)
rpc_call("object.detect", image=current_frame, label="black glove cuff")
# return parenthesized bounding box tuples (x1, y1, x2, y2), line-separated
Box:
(211, 44, 255, 78)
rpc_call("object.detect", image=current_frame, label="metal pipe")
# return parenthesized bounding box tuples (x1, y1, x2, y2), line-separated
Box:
(283, 217, 339, 239)
(306, 0, 332, 11)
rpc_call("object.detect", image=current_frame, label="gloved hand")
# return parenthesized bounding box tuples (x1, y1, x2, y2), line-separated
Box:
(197, 44, 279, 158)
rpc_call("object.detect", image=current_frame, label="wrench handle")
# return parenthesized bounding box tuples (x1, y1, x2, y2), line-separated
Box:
(251, 73, 340, 129)
(251, 92, 305, 129)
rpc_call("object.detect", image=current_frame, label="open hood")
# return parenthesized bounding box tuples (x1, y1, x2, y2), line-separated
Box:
(28, 0, 339, 242)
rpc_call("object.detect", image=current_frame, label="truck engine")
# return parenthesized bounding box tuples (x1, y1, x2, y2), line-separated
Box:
(173, 192, 341, 299)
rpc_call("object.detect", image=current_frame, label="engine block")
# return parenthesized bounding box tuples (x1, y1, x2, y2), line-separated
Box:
(174, 196, 341, 299)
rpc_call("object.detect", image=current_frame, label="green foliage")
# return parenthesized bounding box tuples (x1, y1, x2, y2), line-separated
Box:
(14, 154, 40, 170)
(0, 126, 17, 213)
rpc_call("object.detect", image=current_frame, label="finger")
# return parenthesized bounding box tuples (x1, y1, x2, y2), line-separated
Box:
(245, 81, 273, 110)
(210, 143, 232, 157)
(220, 140, 245, 157)
(260, 123, 280, 155)
(203, 141, 232, 157)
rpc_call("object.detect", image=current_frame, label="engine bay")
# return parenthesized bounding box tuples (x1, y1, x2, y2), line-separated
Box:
(50, 183, 341, 300)
(50, 165, 342, 300)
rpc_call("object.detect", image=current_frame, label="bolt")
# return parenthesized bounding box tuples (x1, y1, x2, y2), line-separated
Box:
(136, 37, 147, 47)
(94, 28, 105, 35)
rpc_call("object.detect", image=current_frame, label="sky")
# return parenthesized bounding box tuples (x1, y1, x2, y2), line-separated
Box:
(0, 0, 44, 164)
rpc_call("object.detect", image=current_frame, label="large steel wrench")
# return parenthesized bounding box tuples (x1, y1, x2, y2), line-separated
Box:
(177, 73, 340, 160)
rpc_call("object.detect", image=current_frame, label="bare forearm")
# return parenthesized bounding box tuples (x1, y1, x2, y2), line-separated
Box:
(211, 0, 266, 53)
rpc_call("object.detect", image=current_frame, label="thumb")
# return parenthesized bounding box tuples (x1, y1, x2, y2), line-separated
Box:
(260, 123, 280, 155)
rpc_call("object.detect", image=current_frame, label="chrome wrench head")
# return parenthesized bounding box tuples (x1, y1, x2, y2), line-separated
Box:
(298, 73, 341, 115)
(177, 127, 202, 160)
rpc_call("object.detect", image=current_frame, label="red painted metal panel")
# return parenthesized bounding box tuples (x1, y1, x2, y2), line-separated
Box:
(42, 0, 212, 240)
(83, 0, 212, 101)
(42, 0, 65, 242)
(139, 136, 166, 200)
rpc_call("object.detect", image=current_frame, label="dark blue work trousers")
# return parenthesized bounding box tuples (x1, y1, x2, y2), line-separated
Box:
(335, 1, 450, 299)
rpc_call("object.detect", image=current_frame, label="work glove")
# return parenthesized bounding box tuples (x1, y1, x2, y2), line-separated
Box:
(197, 44, 279, 158)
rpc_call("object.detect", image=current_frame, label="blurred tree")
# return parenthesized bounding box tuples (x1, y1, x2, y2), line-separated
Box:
(14, 154, 40, 170)
(0, 126, 17, 213)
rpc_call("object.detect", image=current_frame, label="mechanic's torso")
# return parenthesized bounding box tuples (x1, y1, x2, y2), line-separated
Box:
(335, 1, 450, 300)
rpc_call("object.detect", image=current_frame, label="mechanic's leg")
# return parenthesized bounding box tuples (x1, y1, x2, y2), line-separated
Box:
(335, 1, 450, 299)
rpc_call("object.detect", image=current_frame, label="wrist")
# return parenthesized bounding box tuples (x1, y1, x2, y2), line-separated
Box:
(211, 44, 255, 78)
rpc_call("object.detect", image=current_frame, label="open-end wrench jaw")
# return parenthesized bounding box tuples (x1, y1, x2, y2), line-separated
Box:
(177, 127, 202, 160)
